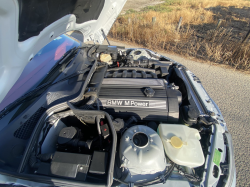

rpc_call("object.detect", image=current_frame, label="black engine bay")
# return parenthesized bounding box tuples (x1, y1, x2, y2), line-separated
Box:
(0, 44, 219, 187)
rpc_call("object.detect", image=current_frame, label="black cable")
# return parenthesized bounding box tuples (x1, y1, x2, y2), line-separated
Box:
(80, 95, 97, 110)
(95, 115, 102, 150)
(96, 98, 100, 110)
(87, 45, 98, 61)
(29, 153, 39, 169)
(37, 153, 54, 162)
(176, 165, 202, 182)
(139, 162, 175, 186)
(113, 178, 129, 185)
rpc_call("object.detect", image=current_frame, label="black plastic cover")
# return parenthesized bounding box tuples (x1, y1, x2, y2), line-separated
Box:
(89, 151, 108, 174)
(37, 152, 91, 181)
(58, 127, 77, 144)
(180, 97, 200, 126)
(160, 66, 169, 77)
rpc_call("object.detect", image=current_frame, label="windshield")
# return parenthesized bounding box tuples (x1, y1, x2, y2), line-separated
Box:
(0, 34, 80, 111)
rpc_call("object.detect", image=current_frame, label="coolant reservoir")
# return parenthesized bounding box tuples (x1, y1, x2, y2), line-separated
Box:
(158, 124, 204, 168)
(120, 125, 167, 183)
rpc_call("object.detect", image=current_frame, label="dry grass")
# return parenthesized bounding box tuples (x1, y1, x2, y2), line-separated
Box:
(178, 0, 250, 8)
(109, 0, 250, 71)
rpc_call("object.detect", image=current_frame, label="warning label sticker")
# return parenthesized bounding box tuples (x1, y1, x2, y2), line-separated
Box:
(213, 148, 221, 166)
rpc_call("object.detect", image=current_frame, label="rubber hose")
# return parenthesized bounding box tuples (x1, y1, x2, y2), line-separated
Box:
(29, 153, 39, 169)
(125, 116, 137, 126)
(137, 163, 175, 186)
(81, 95, 97, 110)
(95, 116, 101, 135)
(64, 138, 91, 149)
(95, 115, 102, 149)
(36, 153, 54, 162)
(29, 153, 55, 169)
(96, 99, 100, 110)
(78, 140, 92, 149)
(87, 45, 98, 61)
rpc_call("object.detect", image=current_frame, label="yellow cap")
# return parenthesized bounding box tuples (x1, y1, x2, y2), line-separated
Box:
(100, 53, 112, 62)
(170, 136, 183, 149)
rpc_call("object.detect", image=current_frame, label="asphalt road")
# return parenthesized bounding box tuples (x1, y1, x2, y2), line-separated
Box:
(70, 32, 250, 187)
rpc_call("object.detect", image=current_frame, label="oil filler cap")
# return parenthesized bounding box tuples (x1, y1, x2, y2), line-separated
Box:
(144, 87, 155, 97)
(170, 136, 183, 149)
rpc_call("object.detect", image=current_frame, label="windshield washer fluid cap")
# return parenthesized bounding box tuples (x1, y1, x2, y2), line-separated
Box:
(158, 124, 205, 168)
(119, 125, 167, 183)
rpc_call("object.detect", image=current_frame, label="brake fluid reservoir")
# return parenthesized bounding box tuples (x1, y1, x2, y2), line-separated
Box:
(158, 124, 204, 168)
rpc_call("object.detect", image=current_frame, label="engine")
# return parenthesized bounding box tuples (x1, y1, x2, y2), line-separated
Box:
(98, 73, 182, 123)
(27, 46, 208, 187)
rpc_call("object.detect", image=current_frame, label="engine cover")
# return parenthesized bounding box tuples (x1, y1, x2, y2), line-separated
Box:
(98, 78, 181, 123)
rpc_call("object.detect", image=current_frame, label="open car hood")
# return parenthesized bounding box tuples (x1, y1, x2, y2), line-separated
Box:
(0, 0, 127, 103)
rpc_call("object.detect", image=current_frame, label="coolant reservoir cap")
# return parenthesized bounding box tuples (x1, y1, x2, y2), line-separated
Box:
(170, 136, 183, 149)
